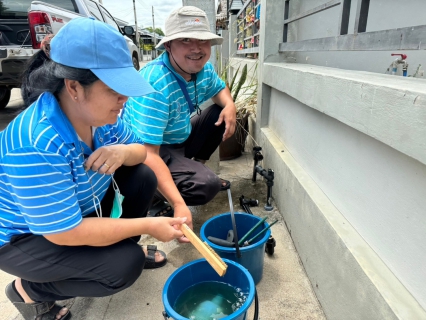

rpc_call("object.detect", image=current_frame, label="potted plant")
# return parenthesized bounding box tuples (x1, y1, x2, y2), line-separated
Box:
(219, 63, 258, 160)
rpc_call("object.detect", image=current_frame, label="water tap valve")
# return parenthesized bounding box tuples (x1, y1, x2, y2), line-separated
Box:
(391, 53, 407, 60)
(391, 54, 408, 76)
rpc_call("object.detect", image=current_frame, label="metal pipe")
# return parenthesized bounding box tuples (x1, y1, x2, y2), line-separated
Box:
(133, 0, 140, 50)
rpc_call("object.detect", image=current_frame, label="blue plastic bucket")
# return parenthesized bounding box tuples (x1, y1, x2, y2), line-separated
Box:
(162, 258, 255, 320)
(200, 213, 271, 284)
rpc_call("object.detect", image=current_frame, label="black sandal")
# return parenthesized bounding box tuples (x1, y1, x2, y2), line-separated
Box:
(5, 281, 71, 320)
(147, 200, 174, 217)
(142, 244, 167, 269)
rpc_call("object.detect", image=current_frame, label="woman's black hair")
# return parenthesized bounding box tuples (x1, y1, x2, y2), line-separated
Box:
(20, 50, 99, 107)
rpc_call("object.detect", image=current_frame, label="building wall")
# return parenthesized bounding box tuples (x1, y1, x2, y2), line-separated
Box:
(285, 0, 426, 77)
(229, 0, 426, 318)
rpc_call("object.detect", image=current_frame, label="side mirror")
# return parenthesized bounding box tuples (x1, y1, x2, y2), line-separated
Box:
(123, 26, 134, 36)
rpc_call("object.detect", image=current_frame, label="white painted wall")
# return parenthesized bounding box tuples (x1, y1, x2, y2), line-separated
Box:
(286, 0, 426, 77)
(269, 87, 426, 308)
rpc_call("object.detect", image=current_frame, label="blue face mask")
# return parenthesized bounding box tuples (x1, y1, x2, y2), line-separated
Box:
(110, 177, 124, 219)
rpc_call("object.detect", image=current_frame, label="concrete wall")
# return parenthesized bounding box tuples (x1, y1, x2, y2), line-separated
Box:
(217, 29, 229, 74)
(227, 0, 426, 318)
(262, 64, 426, 319)
(285, 0, 426, 77)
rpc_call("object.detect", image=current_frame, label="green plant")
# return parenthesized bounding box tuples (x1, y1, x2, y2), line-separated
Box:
(232, 64, 247, 102)
(143, 44, 154, 51)
(225, 61, 259, 151)
(219, 61, 258, 118)
(228, 65, 239, 91)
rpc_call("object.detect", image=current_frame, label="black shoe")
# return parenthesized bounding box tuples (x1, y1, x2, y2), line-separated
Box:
(147, 200, 174, 217)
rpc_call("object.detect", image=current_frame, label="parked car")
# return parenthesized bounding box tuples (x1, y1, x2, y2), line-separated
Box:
(0, 0, 140, 110)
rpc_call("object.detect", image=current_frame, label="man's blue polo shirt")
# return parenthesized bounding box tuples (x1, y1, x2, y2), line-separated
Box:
(0, 92, 143, 246)
(122, 52, 225, 145)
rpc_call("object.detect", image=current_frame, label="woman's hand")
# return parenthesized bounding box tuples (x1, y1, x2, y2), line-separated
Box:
(85, 144, 146, 174)
(146, 217, 187, 242)
(173, 204, 193, 243)
(84, 145, 126, 174)
(45, 216, 187, 246)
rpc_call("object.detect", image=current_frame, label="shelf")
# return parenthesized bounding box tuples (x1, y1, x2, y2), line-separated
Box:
(236, 47, 260, 55)
(244, 35, 259, 41)
(236, 0, 254, 17)
(236, 0, 261, 58)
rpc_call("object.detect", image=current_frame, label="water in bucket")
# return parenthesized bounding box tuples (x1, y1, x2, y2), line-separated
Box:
(173, 281, 249, 320)
(163, 259, 255, 320)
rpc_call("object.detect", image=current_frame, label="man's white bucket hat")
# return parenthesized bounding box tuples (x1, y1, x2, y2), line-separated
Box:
(156, 6, 223, 49)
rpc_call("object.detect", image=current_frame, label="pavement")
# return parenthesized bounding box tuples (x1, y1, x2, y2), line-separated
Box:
(0, 89, 325, 319)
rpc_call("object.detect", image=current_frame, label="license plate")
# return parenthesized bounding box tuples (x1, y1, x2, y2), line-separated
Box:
(0, 49, 7, 59)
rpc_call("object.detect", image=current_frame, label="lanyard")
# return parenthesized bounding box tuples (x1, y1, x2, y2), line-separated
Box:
(151, 61, 201, 115)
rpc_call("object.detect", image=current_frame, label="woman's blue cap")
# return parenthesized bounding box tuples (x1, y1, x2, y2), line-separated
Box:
(50, 17, 154, 97)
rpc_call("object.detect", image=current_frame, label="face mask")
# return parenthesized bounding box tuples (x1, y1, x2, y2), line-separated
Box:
(110, 177, 124, 219)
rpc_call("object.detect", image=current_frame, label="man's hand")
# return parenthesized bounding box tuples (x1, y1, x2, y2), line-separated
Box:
(212, 87, 237, 141)
(215, 103, 237, 141)
(173, 203, 193, 243)
(144, 144, 193, 244)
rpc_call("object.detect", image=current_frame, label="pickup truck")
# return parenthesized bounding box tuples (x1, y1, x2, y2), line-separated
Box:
(0, 0, 140, 110)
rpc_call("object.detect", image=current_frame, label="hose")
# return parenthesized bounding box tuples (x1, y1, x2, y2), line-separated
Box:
(253, 287, 259, 320)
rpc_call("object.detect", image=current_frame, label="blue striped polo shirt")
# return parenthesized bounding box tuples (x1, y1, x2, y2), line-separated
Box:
(122, 52, 225, 145)
(0, 92, 143, 246)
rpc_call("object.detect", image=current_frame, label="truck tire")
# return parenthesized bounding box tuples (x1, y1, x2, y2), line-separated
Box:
(132, 54, 140, 70)
(0, 87, 11, 110)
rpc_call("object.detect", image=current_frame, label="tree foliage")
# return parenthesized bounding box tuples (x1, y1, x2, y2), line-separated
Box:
(143, 43, 154, 51)
(145, 27, 164, 36)
(0, 1, 9, 13)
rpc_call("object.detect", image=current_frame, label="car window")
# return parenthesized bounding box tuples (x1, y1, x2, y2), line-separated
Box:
(0, 0, 78, 19)
(83, 0, 103, 21)
(99, 5, 119, 31)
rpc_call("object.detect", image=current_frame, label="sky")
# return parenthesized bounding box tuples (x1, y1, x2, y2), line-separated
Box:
(101, 0, 183, 32)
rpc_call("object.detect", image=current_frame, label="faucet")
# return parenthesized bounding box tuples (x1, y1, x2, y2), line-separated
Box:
(390, 54, 408, 76)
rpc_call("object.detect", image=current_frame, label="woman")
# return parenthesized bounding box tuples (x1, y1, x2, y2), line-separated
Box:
(0, 18, 186, 320)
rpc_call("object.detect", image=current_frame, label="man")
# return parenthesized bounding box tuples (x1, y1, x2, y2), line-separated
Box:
(122, 6, 236, 228)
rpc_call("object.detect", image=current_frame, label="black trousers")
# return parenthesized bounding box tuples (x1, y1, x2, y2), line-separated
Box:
(0, 164, 157, 302)
(159, 104, 225, 206)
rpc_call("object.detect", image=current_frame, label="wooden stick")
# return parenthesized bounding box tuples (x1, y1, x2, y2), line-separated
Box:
(180, 223, 228, 277)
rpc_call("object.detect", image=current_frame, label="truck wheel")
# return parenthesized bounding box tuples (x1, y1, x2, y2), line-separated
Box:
(0, 87, 11, 110)
(132, 55, 140, 70)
